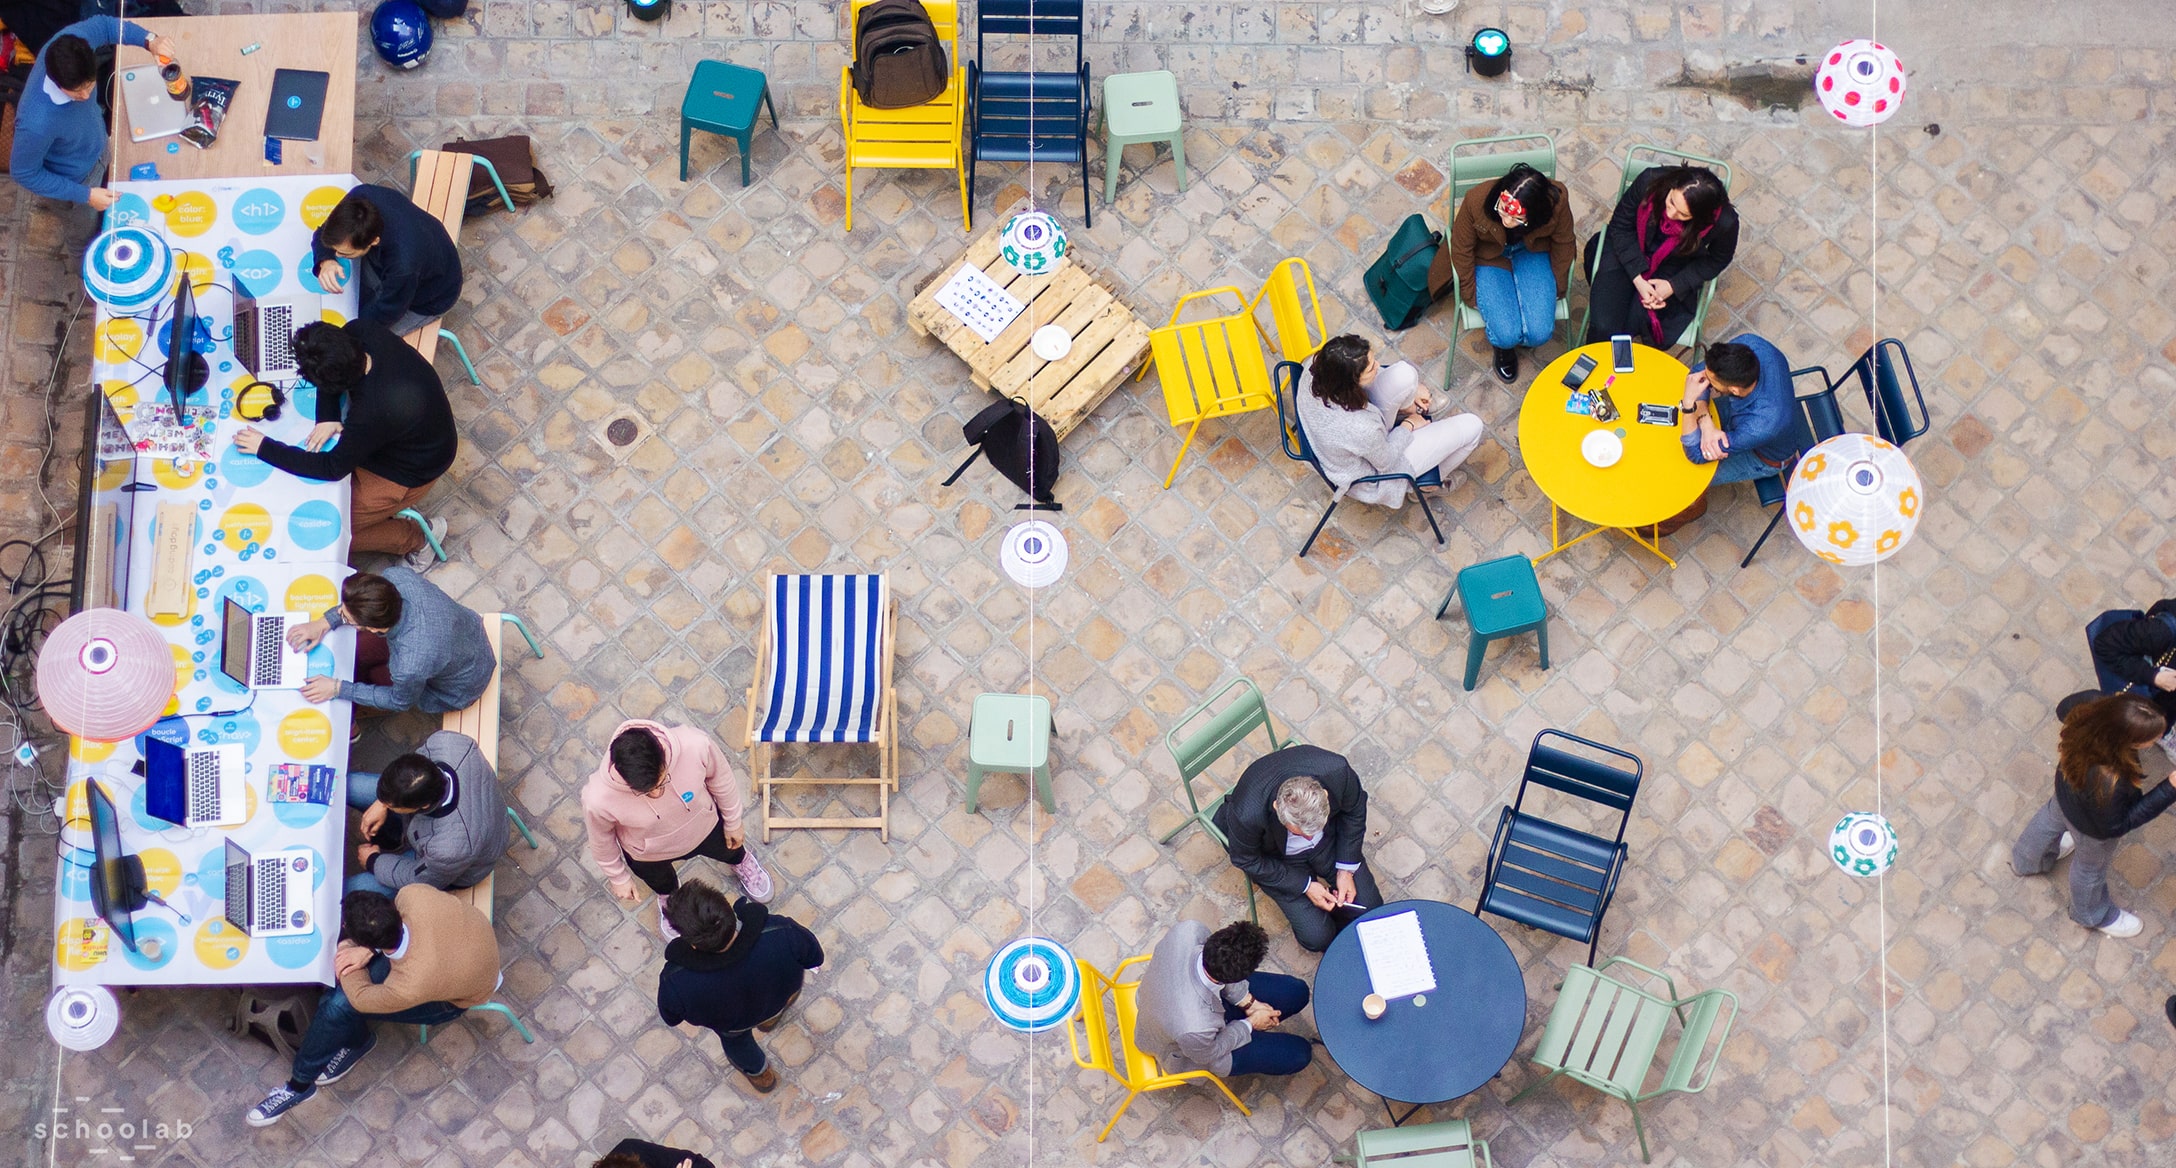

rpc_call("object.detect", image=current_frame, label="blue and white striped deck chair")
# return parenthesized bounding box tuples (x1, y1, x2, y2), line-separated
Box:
(743, 573, 898, 842)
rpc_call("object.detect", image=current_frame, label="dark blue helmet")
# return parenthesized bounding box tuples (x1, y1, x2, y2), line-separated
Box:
(369, 0, 433, 70)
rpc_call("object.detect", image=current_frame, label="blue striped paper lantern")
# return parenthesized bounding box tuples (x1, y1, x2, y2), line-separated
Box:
(83, 227, 174, 313)
(985, 937, 1079, 1032)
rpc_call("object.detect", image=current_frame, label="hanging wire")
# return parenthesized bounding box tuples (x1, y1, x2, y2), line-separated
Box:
(1866, 5, 1894, 1165)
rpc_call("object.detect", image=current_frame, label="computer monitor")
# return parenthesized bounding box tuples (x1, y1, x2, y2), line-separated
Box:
(162, 274, 205, 419)
(83, 777, 146, 955)
(68, 391, 142, 613)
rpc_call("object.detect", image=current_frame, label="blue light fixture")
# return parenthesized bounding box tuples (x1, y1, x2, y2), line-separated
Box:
(1467, 28, 1511, 77)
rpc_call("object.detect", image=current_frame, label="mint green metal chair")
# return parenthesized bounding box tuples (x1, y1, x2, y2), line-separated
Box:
(1508, 957, 1739, 1163)
(1342, 1117, 1493, 1168)
(417, 972, 536, 1047)
(1097, 69, 1185, 204)
(1579, 144, 1736, 360)
(1441, 134, 1569, 388)
(966, 693, 1053, 814)
(1436, 554, 1548, 691)
(1160, 677, 1300, 923)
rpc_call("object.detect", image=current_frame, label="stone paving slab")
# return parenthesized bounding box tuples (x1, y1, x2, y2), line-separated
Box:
(2, 3, 2176, 1167)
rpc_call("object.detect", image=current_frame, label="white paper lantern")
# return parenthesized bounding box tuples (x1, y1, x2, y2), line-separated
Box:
(1000, 210, 1068, 274)
(1786, 433, 1922, 566)
(1000, 520, 1068, 588)
(1829, 812, 1898, 877)
(1816, 39, 1906, 127)
(83, 226, 174, 312)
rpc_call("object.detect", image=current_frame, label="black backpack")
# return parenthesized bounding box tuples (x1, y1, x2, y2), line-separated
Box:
(943, 398, 1060, 510)
(851, 0, 949, 109)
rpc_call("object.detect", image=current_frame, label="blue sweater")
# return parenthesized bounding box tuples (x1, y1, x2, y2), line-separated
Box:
(8, 18, 148, 204)
(1692, 333, 1797, 463)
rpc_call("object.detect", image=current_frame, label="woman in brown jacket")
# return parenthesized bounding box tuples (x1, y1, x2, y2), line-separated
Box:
(1447, 163, 1576, 383)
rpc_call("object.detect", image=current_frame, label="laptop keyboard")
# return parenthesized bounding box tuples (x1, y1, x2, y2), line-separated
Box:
(252, 618, 285, 686)
(188, 751, 222, 822)
(256, 857, 288, 926)
(260, 305, 295, 371)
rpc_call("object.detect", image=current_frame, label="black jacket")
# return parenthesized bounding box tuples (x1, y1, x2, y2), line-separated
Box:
(309, 183, 463, 326)
(1211, 745, 1368, 898)
(254, 321, 457, 487)
(657, 900, 824, 1035)
(2055, 770, 2176, 841)
(2091, 604, 2176, 689)
(1602, 167, 1740, 292)
(604, 1138, 715, 1168)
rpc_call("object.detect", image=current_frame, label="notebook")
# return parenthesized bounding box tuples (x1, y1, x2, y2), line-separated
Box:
(263, 69, 330, 142)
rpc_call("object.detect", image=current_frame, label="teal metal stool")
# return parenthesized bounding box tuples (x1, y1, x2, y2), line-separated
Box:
(418, 972, 536, 1047)
(1097, 70, 1185, 204)
(966, 693, 1054, 814)
(681, 60, 778, 187)
(1436, 554, 1549, 691)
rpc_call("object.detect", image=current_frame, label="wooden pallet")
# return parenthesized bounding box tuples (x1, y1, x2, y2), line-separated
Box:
(906, 220, 1151, 441)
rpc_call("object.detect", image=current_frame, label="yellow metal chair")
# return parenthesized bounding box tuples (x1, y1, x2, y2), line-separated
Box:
(1250, 257, 1328, 364)
(1140, 287, 1276, 489)
(841, 0, 969, 231)
(1066, 955, 1251, 1142)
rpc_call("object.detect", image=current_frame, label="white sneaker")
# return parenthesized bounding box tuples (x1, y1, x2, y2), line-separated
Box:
(2097, 909, 2143, 938)
(400, 517, 448, 573)
(734, 850, 775, 904)
(2057, 832, 2075, 862)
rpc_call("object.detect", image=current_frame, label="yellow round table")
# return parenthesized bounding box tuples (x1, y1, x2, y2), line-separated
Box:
(1518, 342, 1716, 567)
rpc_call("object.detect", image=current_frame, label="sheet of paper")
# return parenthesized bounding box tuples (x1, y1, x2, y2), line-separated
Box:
(933, 264, 1025, 344)
(1355, 910, 1436, 1000)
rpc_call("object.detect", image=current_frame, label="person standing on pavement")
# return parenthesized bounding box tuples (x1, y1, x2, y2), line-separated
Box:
(655, 879, 823, 1094)
(2012, 692, 2176, 938)
(582, 721, 774, 925)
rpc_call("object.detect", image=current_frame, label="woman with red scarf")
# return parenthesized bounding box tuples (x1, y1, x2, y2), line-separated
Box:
(1583, 166, 1737, 347)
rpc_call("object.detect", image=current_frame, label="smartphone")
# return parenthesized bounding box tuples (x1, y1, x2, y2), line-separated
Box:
(1563, 353, 1598, 390)
(1610, 334, 1635, 373)
(1637, 403, 1679, 426)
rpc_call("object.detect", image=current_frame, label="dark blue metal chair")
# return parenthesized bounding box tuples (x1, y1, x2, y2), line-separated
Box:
(1273, 361, 1444, 557)
(1476, 730, 1642, 965)
(968, 0, 1091, 229)
(1843, 338, 1929, 446)
(1738, 365, 1851, 569)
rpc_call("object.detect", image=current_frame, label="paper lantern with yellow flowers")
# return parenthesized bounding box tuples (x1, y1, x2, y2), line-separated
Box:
(1785, 433, 1922, 566)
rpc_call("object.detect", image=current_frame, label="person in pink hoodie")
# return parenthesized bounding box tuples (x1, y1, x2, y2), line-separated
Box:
(582, 721, 774, 917)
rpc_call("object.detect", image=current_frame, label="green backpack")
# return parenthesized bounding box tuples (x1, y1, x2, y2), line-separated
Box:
(1363, 213, 1444, 331)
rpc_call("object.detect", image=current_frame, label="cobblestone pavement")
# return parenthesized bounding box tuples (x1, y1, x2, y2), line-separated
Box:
(4, 2, 2176, 1166)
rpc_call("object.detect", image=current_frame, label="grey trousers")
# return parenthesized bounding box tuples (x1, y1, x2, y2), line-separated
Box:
(2012, 795, 2122, 928)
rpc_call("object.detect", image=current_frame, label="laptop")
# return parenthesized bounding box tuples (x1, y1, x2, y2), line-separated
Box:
(232, 293, 320, 383)
(143, 734, 247, 828)
(223, 839, 316, 937)
(118, 66, 190, 143)
(218, 597, 309, 690)
(264, 68, 330, 142)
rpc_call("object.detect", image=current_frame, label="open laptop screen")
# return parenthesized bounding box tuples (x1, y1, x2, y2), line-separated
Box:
(218, 598, 253, 688)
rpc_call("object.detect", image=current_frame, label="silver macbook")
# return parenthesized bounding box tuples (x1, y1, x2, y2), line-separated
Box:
(223, 840, 316, 937)
(118, 66, 190, 144)
(233, 294, 321, 383)
(218, 597, 308, 690)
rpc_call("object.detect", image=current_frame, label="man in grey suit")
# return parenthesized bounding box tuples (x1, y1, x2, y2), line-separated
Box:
(1213, 744, 1384, 952)
(1132, 919, 1312, 1078)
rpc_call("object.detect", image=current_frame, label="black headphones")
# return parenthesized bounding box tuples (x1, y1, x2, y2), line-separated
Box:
(234, 379, 286, 422)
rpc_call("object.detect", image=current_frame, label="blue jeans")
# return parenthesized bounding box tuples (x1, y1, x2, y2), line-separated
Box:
(1471, 242, 1558, 349)
(1680, 435, 1780, 486)
(712, 1027, 768, 1075)
(1223, 972, 1313, 1076)
(344, 771, 400, 896)
(291, 955, 463, 1085)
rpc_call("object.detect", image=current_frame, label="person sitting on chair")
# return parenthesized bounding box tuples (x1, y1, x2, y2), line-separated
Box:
(1294, 335, 1486, 513)
(246, 887, 500, 1126)
(232, 320, 457, 568)
(311, 184, 464, 337)
(1213, 744, 1384, 952)
(1446, 161, 1577, 384)
(346, 730, 509, 896)
(287, 569, 496, 714)
(1655, 335, 1797, 536)
(1584, 165, 1738, 347)
(1133, 919, 1312, 1078)
(2089, 600, 2176, 754)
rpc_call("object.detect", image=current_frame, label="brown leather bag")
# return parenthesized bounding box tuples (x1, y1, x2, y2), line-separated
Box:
(440, 134, 555, 215)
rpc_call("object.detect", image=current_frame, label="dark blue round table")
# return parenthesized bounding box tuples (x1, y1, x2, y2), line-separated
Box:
(1314, 899, 1527, 1124)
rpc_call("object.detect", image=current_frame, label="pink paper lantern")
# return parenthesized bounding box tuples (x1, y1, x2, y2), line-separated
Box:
(36, 610, 176, 741)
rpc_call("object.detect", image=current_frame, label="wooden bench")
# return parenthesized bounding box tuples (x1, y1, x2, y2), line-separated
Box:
(441, 614, 545, 922)
(403, 149, 476, 366)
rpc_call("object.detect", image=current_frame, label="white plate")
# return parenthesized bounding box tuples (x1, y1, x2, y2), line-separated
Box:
(1582, 429, 1623, 468)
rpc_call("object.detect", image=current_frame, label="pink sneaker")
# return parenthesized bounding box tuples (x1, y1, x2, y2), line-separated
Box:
(657, 905, 681, 943)
(734, 850, 774, 904)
